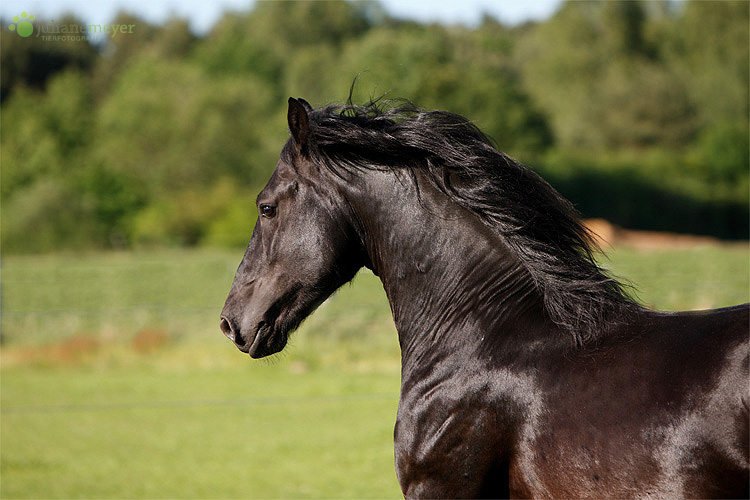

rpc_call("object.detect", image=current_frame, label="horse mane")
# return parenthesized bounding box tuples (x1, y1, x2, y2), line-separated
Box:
(299, 98, 638, 344)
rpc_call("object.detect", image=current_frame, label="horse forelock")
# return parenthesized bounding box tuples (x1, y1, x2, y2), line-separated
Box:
(299, 99, 638, 344)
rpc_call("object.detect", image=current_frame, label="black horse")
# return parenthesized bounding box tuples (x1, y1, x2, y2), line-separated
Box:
(221, 97, 749, 498)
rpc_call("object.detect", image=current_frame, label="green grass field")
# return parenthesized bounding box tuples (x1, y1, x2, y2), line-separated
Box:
(1, 244, 748, 498)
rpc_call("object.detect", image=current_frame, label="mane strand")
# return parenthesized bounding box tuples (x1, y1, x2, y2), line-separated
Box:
(303, 99, 638, 344)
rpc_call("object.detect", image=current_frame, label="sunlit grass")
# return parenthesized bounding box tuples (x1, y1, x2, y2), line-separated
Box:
(1, 362, 401, 499)
(603, 244, 749, 311)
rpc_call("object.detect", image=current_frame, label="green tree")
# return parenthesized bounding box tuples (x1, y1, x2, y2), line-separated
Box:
(603, 0, 648, 56)
(194, 0, 373, 92)
(0, 14, 98, 102)
(1, 178, 101, 252)
(1, 70, 93, 197)
(2, 0, 747, 252)
(518, 0, 698, 150)
(94, 57, 278, 193)
(666, 0, 749, 128)
(332, 23, 552, 158)
(0, 70, 106, 251)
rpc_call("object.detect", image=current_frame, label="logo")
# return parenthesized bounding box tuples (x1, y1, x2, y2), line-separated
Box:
(8, 11, 34, 37)
(5, 11, 136, 42)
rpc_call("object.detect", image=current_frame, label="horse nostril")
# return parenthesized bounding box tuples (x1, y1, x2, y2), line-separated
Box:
(220, 317, 234, 341)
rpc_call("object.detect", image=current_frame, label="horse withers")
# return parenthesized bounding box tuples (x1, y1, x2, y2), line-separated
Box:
(220, 97, 749, 498)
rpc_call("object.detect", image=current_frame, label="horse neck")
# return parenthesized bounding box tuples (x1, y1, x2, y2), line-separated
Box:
(347, 169, 551, 367)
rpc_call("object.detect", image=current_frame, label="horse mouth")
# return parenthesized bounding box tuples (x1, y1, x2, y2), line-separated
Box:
(220, 315, 288, 358)
(221, 286, 308, 359)
(247, 321, 288, 359)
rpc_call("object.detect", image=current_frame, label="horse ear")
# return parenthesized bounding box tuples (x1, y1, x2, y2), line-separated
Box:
(297, 98, 313, 113)
(288, 97, 311, 151)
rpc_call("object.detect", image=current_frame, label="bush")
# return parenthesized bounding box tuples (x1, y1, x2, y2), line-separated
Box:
(537, 150, 749, 239)
(1, 179, 102, 252)
(129, 178, 256, 247)
(694, 121, 750, 181)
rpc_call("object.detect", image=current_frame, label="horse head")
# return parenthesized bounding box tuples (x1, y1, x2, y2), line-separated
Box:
(220, 98, 366, 358)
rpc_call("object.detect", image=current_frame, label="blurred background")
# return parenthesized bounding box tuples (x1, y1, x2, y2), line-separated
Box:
(1, 0, 748, 252)
(1, 1, 748, 498)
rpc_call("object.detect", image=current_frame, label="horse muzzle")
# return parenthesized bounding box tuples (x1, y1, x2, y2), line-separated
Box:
(220, 313, 287, 358)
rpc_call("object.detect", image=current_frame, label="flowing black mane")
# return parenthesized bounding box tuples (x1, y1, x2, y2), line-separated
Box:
(292, 99, 637, 343)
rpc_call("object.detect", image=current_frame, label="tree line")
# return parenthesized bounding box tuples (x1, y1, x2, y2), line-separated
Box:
(1, 0, 747, 253)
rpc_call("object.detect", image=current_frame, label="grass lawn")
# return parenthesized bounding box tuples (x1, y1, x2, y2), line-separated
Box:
(604, 244, 749, 310)
(1, 361, 401, 499)
(1, 244, 748, 498)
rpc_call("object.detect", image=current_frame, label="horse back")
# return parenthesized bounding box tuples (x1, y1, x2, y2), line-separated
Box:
(615, 304, 748, 497)
(642, 303, 749, 498)
(648, 302, 749, 411)
(652, 303, 749, 343)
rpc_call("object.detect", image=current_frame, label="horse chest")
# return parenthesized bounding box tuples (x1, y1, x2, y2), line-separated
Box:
(393, 365, 541, 497)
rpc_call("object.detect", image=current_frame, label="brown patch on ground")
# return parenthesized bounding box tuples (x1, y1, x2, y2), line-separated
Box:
(584, 219, 728, 250)
(132, 328, 171, 354)
(2, 329, 174, 367)
(3, 334, 103, 366)
(54, 334, 102, 363)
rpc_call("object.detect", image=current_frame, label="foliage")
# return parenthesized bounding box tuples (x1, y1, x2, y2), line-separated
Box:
(0, 14, 99, 102)
(1, 0, 748, 253)
(537, 148, 749, 239)
(516, 0, 699, 149)
(128, 178, 258, 247)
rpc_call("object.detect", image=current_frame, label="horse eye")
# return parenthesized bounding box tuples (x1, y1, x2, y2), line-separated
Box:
(260, 204, 277, 218)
